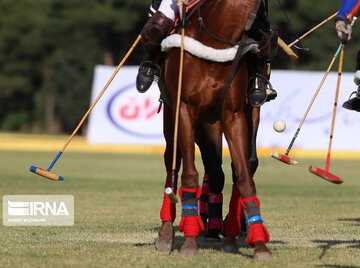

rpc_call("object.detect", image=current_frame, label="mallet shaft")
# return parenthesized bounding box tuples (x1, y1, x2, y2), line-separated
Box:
(47, 151, 63, 171)
(284, 44, 341, 157)
(30, 35, 141, 181)
(170, 5, 186, 204)
(288, 12, 338, 48)
(60, 35, 142, 153)
(171, 27, 184, 177)
(326, 44, 345, 171)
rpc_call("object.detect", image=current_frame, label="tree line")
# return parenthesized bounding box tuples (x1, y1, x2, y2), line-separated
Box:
(0, 0, 357, 133)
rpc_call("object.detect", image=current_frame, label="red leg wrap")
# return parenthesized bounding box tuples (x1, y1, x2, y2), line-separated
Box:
(160, 172, 178, 222)
(242, 196, 270, 246)
(247, 223, 270, 246)
(208, 218, 222, 230)
(240, 208, 245, 219)
(199, 174, 209, 215)
(178, 186, 204, 237)
(241, 196, 260, 208)
(179, 216, 205, 237)
(225, 184, 242, 236)
(209, 192, 222, 203)
(208, 193, 223, 231)
(199, 201, 208, 214)
(178, 186, 202, 199)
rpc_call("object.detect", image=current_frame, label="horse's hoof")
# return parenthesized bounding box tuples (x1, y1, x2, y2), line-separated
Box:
(179, 237, 198, 257)
(204, 229, 221, 242)
(221, 236, 238, 254)
(253, 241, 273, 260)
(155, 221, 174, 253)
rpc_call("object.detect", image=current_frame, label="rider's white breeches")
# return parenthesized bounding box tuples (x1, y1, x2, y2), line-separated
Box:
(158, 0, 179, 21)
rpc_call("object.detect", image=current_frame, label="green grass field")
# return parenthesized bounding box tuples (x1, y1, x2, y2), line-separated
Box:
(0, 149, 359, 267)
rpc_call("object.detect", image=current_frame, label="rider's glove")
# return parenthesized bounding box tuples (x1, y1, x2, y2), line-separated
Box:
(335, 18, 352, 42)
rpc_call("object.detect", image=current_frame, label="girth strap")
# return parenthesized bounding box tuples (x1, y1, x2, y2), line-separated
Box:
(213, 0, 262, 118)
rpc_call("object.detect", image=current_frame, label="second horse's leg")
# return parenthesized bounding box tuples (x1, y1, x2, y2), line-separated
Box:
(196, 122, 225, 241)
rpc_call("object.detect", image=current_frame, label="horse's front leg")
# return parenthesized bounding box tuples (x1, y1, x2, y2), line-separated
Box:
(222, 110, 272, 260)
(177, 104, 204, 256)
(155, 102, 181, 252)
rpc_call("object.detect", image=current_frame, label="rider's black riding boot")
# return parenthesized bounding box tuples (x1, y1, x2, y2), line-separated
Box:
(136, 11, 173, 93)
(136, 59, 161, 93)
(248, 58, 277, 107)
(342, 87, 360, 112)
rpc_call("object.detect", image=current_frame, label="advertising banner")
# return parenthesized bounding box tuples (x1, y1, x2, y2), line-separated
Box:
(87, 66, 360, 151)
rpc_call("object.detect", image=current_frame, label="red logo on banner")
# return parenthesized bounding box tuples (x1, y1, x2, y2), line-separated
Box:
(107, 84, 163, 138)
(119, 97, 159, 120)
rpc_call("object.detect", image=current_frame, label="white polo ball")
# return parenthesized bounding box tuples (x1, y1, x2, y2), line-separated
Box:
(273, 120, 286, 132)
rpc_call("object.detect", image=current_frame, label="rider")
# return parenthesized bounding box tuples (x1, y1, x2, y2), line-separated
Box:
(135, 0, 187, 93)
(335, 0, 360, 111)
(136, 0, 278, 107)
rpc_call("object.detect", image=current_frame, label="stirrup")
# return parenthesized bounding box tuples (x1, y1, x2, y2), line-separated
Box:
(136, 60, 161, 93)
(248, 73, 276, 107)
(342, 87, 360, 112)
(348, 90, 358, 100)
(265, 79, 277, 102)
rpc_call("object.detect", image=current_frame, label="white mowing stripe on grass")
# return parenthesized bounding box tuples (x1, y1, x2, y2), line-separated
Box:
(13, 231, 358, 249)
(54, 232, 158, 244)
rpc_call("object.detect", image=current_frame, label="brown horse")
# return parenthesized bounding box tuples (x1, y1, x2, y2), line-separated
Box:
(157, 0, 271, 259)
(158, 90, 263, 257)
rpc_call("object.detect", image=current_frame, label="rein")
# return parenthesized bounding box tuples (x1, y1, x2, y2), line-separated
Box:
(197, 6, 237, 47)
(173, 0, 240, 47)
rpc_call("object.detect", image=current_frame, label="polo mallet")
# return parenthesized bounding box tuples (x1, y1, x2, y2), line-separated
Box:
(272, 16, 357, 166)
(165, 3, 186, 203)
(309, 43, 345, 184)
(288, 12, 338, 48)
(30, 35, 142, 181)
(271, 43, 342, 165)
(277, 37, 299, 60)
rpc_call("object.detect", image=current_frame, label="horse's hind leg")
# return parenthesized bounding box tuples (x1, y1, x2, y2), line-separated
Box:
(155, 102, 181, 252)
(196, 122, 225, 241)
(222, 108, 272, 260)
(248, 106, 260, 177)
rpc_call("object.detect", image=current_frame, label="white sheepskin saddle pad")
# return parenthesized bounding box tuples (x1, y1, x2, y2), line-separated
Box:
(161, 34, 259, 62)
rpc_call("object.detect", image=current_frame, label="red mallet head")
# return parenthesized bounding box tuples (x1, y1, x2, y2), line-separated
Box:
(308, 165, 343, 184)
(270, 151, 298, 165)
